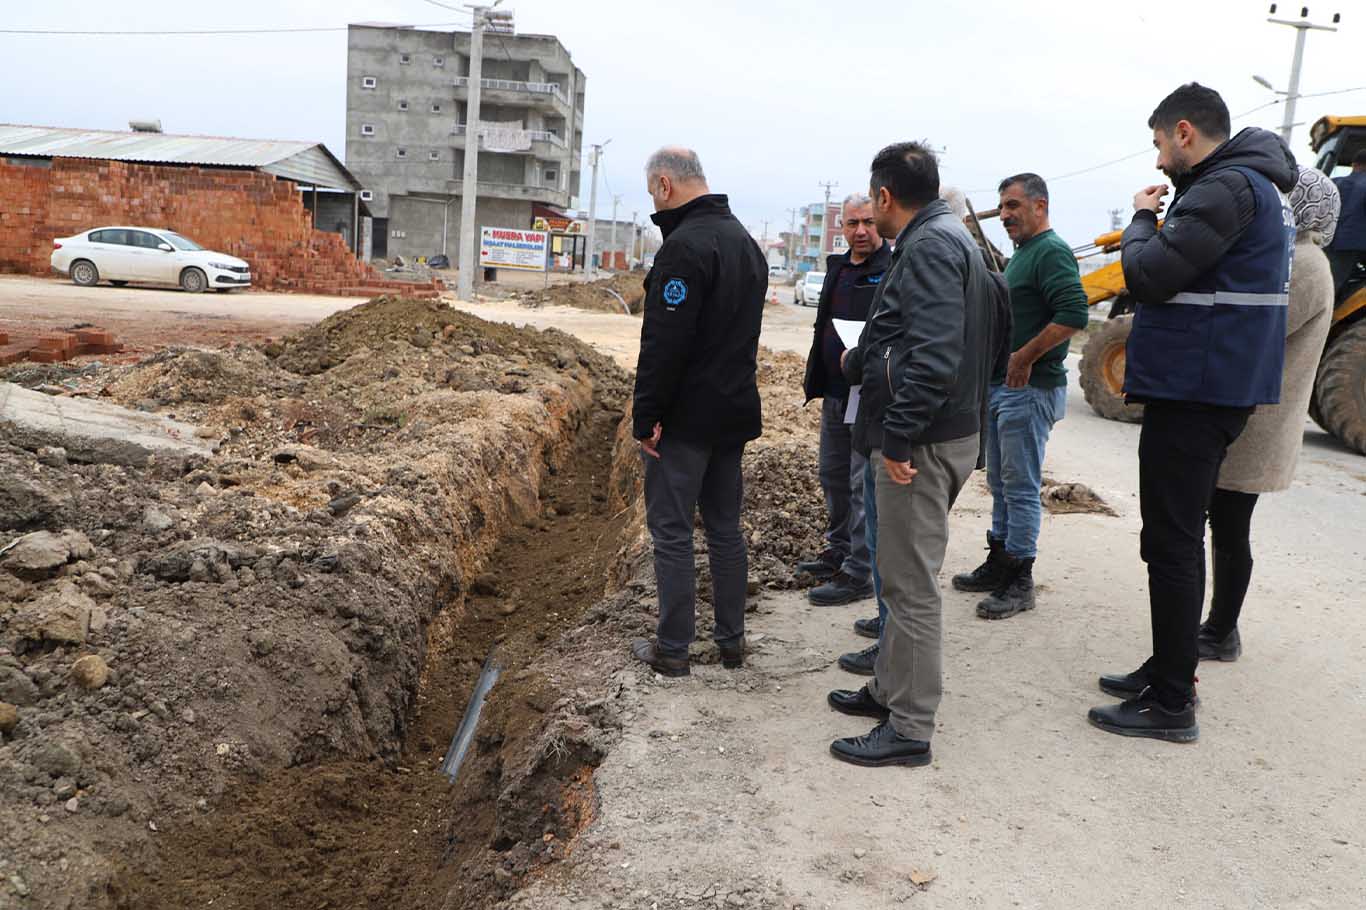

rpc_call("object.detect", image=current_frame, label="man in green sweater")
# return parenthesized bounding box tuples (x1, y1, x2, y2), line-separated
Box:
(952, 173, 1089, 618)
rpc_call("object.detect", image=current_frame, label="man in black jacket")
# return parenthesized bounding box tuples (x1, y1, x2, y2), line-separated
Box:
(1089, 84, 1296, 742)
(629, 146, 769, 678)
(825, 142, 1009, 767)
(796, 194, 890, 612)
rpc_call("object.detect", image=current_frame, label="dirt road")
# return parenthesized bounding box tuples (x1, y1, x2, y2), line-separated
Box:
(498, 311, 1366, 908)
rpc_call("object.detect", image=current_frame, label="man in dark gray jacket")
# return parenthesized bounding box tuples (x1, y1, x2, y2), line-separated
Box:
(825, 142, 1010, 767)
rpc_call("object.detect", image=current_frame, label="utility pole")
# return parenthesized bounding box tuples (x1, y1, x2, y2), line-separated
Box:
(608, 194, 621, 272)
(817, 180, 838, 255)
(585, 140, 609, 278)
(455, 6, 489, 301)
(785, 207, 798, 269)
(629, 210, 638, 268)
(1260, 5, 1341, 146)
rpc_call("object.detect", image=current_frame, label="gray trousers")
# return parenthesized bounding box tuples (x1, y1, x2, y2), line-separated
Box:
(818, 396, 871, 581)
(643, 435, 748, 659)
(866, 436, 979, 741)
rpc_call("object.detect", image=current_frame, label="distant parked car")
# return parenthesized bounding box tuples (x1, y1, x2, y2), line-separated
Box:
(50, 227, 251, 293)
(794, 270, 825, 306)
(767, 264, 792, 283)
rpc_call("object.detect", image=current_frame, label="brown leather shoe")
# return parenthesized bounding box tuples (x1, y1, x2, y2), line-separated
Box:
(631, 638, 690, 677)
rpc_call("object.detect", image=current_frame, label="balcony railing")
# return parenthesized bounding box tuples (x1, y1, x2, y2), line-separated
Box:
(449, 124, 568, 150)
(453, 76, 568, 106)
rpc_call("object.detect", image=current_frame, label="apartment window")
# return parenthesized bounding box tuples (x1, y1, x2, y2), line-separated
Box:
(431, 103, 442, 114)
(429, 150, 440, 161)
(399, 53, 411, 65)
(360, 190, 374, 201)
(360, 124, 375, 136)
(361, 76, 377, 89)
(433, 55, 445, 67)
(396, 148, 408, 159)
(398, 99, 409, 111)
(544, 168, 558, 183)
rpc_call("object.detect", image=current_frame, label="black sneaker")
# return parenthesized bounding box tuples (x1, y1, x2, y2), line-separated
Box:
(1087, 690, 1199, 743)
(827, 686, 890, 720)
(1197, 623, 1241, 662)
(1099, 666, 1201, 706)
(795, 549, 842, 581)
(976, 556, 1035, 620)
(718, 638, 744, 670)
(630, 638, 689, 677)
(951, 532, 1008, 592)
(838, 643, 878, 676)
(829, 721, 932, 768)
(853, 616, 882, 639)
(808, 572, 875, 606)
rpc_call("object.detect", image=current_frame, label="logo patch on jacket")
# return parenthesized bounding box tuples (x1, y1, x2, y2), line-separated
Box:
(663, 278, 688, 308)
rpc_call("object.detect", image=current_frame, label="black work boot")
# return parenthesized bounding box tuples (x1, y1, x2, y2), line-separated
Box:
(1100, 665, 1201, 706)
(837, 643, 878, 676)
(630, 639, 689, 677)
(795, 549, 842, 582)
(718, 638, 745, 670)
(852, 616, 882, 640)
(1197, 623, 1242, 662)
(1087, 689, 1199, 743)
(808, 571, 875, 606)
(951, 533, 1008, 592)
(975, 556, 1035, 620)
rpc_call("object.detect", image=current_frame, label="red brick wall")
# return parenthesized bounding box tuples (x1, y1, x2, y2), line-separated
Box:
(0, 157, 383, 292)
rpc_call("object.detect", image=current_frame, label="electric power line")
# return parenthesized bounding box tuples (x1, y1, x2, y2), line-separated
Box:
(0, 19, 469, 37)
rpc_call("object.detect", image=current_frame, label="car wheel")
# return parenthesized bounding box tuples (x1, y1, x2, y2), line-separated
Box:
(70, 260, 99, 287)
(180, 267, 208, 294)
(110, 280, 128, 287)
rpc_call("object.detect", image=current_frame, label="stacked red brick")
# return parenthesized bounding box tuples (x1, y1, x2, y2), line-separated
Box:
(0, 158, 442, 296)
(0, 327, 123, 366)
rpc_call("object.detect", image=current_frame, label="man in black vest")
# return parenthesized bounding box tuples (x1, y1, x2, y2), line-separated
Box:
(797, 194, 891, 621)
(630, 146, 769, 678)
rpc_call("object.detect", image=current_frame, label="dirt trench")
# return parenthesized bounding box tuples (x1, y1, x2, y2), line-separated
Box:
(113, 382, 632, 907)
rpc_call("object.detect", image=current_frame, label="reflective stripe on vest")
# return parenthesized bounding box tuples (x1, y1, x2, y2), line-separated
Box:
(1167, 290, 1289, 307)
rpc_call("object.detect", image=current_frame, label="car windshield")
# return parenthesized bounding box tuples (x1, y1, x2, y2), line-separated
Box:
(806, 273, 825, 284)
(162, 232, 204, 251)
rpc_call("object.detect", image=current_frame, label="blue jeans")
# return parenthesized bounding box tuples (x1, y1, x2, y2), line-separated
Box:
(863, 460, 890, 641)
(986, 383, 1067, 560)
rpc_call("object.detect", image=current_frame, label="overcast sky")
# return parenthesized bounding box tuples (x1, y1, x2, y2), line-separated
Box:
(4, 0, 1363, 254)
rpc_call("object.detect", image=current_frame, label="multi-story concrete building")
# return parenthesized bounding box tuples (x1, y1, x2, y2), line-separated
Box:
(345, 23, 585, 261)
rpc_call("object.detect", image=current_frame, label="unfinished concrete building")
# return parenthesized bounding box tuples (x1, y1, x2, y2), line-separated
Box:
(346, 23, 585, 262)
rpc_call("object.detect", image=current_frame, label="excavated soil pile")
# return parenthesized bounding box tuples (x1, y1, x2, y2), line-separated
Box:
(0, 297, 636, 909)
(515, 272, 646, 315)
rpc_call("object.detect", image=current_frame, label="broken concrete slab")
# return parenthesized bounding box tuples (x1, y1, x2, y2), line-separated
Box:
(0, 381, 220, 467)
(0, 530, 92, 578)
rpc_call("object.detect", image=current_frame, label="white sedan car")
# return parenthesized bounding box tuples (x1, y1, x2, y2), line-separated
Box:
(51, 226, 251, 293)
(794, 270, 825, 306)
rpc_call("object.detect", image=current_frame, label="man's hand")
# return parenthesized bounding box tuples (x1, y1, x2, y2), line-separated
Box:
(1133, 184, 1169, 215)
(639, 422, 663, 460)
(840, 348, 851, 371)
(1006, 350, 1033, 389)
(883, 454, 917, 486)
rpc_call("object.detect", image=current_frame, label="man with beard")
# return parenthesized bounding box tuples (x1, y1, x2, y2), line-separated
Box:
(1089, 84, 1296, 742)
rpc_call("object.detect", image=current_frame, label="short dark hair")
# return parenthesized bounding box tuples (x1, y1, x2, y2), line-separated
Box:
(870, 142, 939, 208)
(998, 172, 1049, 204)
(1353, 149, 1366, 167)
(1148, 83, 1230, 140)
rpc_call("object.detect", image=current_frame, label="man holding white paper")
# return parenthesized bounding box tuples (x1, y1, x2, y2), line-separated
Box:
(799, 193, 891, 610)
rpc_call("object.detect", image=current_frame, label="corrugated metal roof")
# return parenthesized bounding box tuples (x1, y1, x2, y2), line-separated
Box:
(0, 124, 362, 191)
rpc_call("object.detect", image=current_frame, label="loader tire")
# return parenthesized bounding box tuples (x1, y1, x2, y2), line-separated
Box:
(1314, 320, 1366, 455)
(1079, 315, 1144, 424)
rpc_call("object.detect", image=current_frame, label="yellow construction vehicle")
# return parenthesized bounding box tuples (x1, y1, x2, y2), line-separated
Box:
(1056, 117, 1366, 454)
